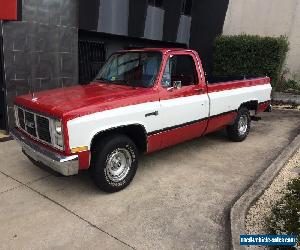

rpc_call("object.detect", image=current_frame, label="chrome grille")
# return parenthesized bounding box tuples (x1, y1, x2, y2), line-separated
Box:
(17, 108, 25, 129)
(16, 107, 52, 144)
(25, 111, 37, 137)
(36, 116, 51, 143)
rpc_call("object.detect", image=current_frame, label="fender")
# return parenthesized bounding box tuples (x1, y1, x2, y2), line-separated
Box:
(66, 101, 161, 152)
(89, 123, 148, 152)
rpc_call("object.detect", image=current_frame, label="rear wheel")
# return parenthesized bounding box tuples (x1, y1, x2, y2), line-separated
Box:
(91, 134, 138, 192)
(227, 107, 251, 142)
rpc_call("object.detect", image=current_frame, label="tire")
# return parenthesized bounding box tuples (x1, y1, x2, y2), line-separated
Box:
(90, 134, 138, 192)
(227, 107, 251, 142)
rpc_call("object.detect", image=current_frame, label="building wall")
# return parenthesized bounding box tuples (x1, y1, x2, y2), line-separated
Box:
(223, 0, 300, 80)
(1, 0, 78, 128)
(189, 0, 229, 75)
(97, 0, 129, 36)
(1, 0, 232, 130)
(144, 5, 164, 40)
(79, 0, 230, 74)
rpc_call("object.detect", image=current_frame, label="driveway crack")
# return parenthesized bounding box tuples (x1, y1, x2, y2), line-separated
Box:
(0, 184, 23, 195)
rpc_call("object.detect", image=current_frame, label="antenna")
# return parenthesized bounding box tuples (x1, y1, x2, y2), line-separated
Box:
(29, 79, 37, 101)
(29, 79, 32, 98)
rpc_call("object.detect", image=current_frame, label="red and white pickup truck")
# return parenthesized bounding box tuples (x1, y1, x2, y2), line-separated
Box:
(12, 48, 272, 192)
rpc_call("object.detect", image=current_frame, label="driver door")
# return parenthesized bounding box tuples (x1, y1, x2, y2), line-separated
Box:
(158, 52, 209, 148)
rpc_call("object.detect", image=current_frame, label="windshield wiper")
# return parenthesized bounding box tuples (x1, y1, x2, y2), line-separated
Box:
(110, 79, 128, 85)
(94, 77, 112, 83)
(94, 78, 128, 85)
(94, 78, 143, 87)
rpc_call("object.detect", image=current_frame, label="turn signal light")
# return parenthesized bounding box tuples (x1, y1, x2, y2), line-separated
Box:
(71, 146, 88, 154)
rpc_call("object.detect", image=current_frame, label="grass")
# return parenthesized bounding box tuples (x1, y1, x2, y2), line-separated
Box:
(267, 177, 300, 249)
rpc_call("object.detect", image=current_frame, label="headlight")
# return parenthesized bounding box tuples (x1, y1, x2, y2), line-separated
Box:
(52, 119, 64, 150)
(54, 120, 62, 135)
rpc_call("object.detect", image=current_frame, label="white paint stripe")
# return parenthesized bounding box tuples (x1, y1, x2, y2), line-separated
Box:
(209, 83, 271, 116)
(67, 83, 271, 149)
(68, 101, 161, 149)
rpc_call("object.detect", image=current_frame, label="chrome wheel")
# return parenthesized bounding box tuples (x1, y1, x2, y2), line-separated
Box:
(105, 148, 132, 182)
(238, 115, 248, 135)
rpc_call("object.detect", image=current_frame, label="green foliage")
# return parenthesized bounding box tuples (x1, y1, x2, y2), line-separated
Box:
(267, 178, 300, 249)
(213, 35, 289, 87)
(276, 77, 300, 93)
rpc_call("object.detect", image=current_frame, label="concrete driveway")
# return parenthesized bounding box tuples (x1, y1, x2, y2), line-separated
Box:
(0, 109, 300, 250)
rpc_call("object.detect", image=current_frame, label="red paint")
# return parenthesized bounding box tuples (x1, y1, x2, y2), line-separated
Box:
(204, 112, 237, 134)
(15, 84, 159, 121)
(0, 0, 18, 20)
(62, 121, 71, 155)
(207, 77, 270, 93)
(147, 134, 162, 153)
(160, 120, 207, 149)
(78, 150, 90, 170)
(147, 112, 237, 153)
(257, 101, 270, 113)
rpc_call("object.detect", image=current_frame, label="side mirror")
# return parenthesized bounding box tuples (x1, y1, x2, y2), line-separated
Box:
(173, 81, 182, 89)
(167, 80, 182, 91)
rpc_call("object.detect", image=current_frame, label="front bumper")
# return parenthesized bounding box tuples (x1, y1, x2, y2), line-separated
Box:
(11, 128, 79, 176)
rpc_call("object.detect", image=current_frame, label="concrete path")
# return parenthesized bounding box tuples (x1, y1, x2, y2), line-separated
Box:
(0, 109, 300, 250)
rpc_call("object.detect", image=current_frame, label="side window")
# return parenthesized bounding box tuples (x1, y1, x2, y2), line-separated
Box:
(161, 55, 198, 88)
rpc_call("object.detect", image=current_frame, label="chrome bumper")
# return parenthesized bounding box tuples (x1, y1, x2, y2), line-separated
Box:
(11, 128, 79, 176)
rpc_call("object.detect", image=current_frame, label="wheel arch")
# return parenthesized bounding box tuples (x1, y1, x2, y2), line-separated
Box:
(90, 124, 148, 154)
(239, 100, 259, 112)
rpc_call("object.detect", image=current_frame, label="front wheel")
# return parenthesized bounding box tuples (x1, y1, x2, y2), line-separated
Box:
(227, 107, 251, 142)
(91, 134, 138, 192)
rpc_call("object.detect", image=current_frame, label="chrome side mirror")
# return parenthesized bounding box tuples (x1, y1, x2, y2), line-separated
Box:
(173, 81, 182, 89)
(167, 80, 182, 91)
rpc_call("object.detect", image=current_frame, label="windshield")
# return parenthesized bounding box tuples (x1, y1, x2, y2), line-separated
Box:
(95, 52, 162, 88)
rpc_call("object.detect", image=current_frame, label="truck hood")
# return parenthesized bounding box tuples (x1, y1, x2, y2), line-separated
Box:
(15, 82, 158, 120)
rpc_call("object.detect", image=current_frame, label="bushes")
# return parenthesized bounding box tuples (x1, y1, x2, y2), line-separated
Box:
(213, 35, 289, 87)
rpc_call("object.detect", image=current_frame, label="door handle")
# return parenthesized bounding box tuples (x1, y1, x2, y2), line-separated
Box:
(145, 111, 159, 117)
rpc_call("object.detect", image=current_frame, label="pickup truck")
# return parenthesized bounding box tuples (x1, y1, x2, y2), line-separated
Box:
(12, 48, 272, 192)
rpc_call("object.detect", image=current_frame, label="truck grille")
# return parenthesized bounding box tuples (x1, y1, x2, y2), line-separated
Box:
(36, 116, 51, 143)
(17, 108, 25, 130)
(25, 111, 37, 137)
(16, 107, 52, 144)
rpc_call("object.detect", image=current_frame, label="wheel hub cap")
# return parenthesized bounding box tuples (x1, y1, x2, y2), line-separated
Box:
(106, 148, 132, 182)
(238, 115, 248, 135)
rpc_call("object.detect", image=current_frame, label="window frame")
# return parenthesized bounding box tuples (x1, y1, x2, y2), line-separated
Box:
(160, 53, 200, 88)
(95, 51, 163, 88)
